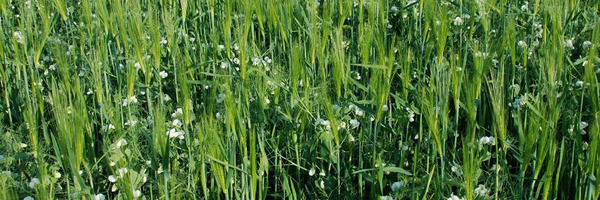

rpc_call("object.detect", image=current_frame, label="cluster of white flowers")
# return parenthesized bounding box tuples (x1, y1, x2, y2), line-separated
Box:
(171, 108, 183, 118)
(122, 95, 138, 107)
(159, 71, 168, 78)
(474, 184, 490, 196)
(479, 136, 496, 146)
(348, 104, 364, 116)
(28, 178, 40, 189)
(167, 128, 185, 140)
(570, 121, 590, 135)
(315, 117, 331, 131)
(13, 31, 25, 44)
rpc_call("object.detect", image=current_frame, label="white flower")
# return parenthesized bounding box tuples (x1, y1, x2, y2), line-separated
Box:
(95, 194, 106, 200)
(171, 108, 183, 118)
(160, 38, 168, 45)
(583, 41, 592, 49)
(28, 178, 40, 188)
(581, 121, 589, 129)
(355, 109, 364, 116)
(575, 80, 584, 87)
(134, 62, 142, 70)
(451, 164, 463, 176)
(189, 37, 196, 43)
(167, 128, 178, 138)
(349, 119, 360, 129)
(217, 93, 226, 103)
(159, 71, 168, 78)
(108, 175, 117, 183)
(111, 184, 119, 192)
(479, 136, 496, 146)
(474, 184, 489, 196)
(321, 120, 331, 131)
(402, 145, 409, 151)
(172, 119, 182, 127)
(452, 16, 463, 26)
(264, 56, 272, 64)
(382, 105, 389, 111)
(319, 170, 326, 176)
(53, 171, 61, 178)
(251, 57, 262, 66)
(125, 119, 137, 126)
(116, 138, 128, 149)
(319, 180, 325, 188)
(163, 94, 172, 102)
(264, 97, 270, 105)
(338, 122, 346, 129)
(518, 40, 527, 48)
(24, 196, 34, 200)
(133, 189, 141, 198)
(564, 39, 574, 50)
(21, 143, 28, 148)
(447, 194, 464, 200)
(13, 31, 25, 44)
(380, 196, 394, 200)
(309, 168, 316, 176)
(391, 181, 405, 192)
(117, 168, 128, 178)
(218, 45, 225, 51)
(220, 62, 229, 69)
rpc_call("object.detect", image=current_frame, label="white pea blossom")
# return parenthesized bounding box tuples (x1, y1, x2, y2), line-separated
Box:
(133, 189, 141, 198)
(134, 62, 141, 70)
(349, 119, 360, 129)
(474, 184, 490, 196)
(479, 136, 496, 146)
(309, 168, 316, 176)
(452, 16, 463, 26)
(13, 31, 25, 44)
(171, 108, 183, 118)
(108, 175, 117, 183)
(115, 138, 128, 149)
(159, 71, 168, 78)
(391, 181, 405, 192)
(24, 196, 34, 200)
(582, 41, 592, 49)
(564, 39, 574, 50)
(518, 40, 527, 48)
(95, 194, 106, 200)
(172, 119, 182, 128)
(220, 62, 229, 69)
(28, 178, 40, 188)
(447, 194, 464, 200)
(53, 171, 61, 178)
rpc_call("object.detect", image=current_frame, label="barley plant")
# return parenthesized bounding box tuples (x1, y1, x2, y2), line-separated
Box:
(1, 0, 599, 199)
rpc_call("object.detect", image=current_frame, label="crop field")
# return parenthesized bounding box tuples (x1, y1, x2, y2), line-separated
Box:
(0, 0, 599, 199)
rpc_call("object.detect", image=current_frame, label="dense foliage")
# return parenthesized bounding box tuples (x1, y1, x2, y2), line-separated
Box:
(1, 0, 599, 199)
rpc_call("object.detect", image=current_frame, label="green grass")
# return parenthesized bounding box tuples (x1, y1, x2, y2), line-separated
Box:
(1, 0, 599, 199)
